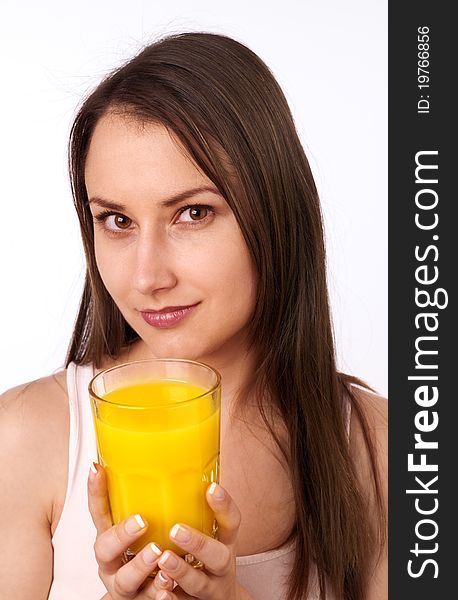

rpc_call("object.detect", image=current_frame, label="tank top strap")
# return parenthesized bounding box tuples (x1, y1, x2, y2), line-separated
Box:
(49, 362, 105, 599)
(58, 362, 97, 505)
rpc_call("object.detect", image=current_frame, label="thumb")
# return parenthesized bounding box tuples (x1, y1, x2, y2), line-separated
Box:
(87, 462, 113, 534)
(206, 483, 241, 547)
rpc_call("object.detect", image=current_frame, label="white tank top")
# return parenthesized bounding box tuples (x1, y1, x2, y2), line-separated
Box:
(49, 362, 347, 599)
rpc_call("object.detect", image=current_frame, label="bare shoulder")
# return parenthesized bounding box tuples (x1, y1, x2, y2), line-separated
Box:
(0, 370, 70, 595)
(348, 384, 387, 497)
(1, 368, 68, 410)
(0, 369, 70, 526)
(350, 385, 387, 431)
(1, 369, 69, 459)
(349, 386, 387, 459)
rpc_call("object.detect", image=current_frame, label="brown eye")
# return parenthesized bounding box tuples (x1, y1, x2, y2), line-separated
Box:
(113, 214, 132, 229)
(178, 205, 211, 223)
(93, 211, 133, 234)
(190, 206, 209, 220)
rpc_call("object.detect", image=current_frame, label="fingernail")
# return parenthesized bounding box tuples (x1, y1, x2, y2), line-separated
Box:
(142, 542, 162, 565)
(157, 571, 169, 586)
(158, 551, 178, 570)
(209, 482, 225, 499)
(89, 462, 98, 481)
(125, 514, 145, 535)
(170, 524, 191, 543)
(157, 591, 170, 600)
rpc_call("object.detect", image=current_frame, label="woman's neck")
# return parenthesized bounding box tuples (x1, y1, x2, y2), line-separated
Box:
(107, 337, 261, 422)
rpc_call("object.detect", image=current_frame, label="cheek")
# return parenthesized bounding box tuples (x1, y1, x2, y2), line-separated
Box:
(212, 243, 257, 316)
(94, 240, 125, 298)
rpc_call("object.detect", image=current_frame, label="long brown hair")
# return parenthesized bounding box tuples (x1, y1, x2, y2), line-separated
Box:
(66, 32, 385, 599)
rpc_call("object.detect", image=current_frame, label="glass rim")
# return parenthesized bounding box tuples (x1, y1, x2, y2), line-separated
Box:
(88, 357, 222, 409)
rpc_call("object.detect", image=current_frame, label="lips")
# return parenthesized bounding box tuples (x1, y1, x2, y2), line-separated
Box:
(140, 303, 199, 329)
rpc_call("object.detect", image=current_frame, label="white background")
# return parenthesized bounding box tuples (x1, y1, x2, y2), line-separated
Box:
(0, 0, 387, 396)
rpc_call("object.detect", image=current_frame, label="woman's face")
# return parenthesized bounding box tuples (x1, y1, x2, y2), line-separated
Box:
(85, 113, 257, 366)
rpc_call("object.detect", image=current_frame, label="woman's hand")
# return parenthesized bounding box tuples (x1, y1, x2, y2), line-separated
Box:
(149, 482, 253, 600)
(88, 463, 164, 598)
(88, 463, 253, 600)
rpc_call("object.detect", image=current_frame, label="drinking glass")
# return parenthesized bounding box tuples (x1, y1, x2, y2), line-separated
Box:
(89, 358, 221, 562)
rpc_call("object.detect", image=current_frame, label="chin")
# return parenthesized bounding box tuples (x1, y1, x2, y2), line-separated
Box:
(144, 341, 204, 362)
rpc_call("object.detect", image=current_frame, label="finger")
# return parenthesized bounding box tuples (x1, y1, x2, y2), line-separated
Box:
(87, 462, 112, 534)
(138, 574, 176, 600)
(157, 551, 213, 597)
(153, 588, 194, 600)
(168, 524, 231, 576)
(94, 513, 149, 575)
(153, 592, 177, 600)
(206, 483, 241, 547)
(151, 569, 174, 592)
(110, 542, 163, 597)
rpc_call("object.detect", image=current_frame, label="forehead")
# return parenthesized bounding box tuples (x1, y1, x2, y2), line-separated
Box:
(84, 113, 208, 196)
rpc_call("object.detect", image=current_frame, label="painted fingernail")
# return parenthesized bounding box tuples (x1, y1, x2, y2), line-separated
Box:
(89, 462, 98, 481)
(209, 482, 225, 499)
(142, 542, 162, 565)
(157, 571, 169, 586)
(170, 524, 191, 543)
(158, 551, 178, 570)
(125, 514, 145, 535)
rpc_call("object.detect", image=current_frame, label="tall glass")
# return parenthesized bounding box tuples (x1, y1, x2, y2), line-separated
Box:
(89, 358, 221, 560)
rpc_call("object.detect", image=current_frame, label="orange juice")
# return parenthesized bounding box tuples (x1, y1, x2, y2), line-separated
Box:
(92, 380, 220, 554)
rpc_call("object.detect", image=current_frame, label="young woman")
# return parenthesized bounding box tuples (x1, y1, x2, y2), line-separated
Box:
(0, 32, 387, 600)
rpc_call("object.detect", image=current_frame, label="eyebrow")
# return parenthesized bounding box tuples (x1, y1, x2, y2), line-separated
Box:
(88, 185, 221, 211)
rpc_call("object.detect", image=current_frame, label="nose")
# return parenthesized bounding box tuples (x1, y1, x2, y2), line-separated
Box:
(132, 229, 177, 295)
